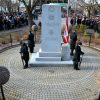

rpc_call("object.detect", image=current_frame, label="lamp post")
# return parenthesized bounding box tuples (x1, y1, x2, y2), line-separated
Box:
(17, 0, 20, 12)
(75, 0, 77, 17)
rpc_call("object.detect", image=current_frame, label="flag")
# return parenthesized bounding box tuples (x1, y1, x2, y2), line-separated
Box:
(63, 16, 69, 44)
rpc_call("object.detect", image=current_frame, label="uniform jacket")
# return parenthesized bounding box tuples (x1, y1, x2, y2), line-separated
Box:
(70, 32, 77, 49)
(28, 32, 35, 47)
(73, 45, 84, 62)
(20, 43, 29, 61)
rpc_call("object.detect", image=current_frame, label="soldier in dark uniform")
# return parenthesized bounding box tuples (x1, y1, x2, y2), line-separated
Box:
(20, 42, 29, 69)
(70, 31, 77, 56)
(28, 31, 35, 53)
(73, 41, 84, 70)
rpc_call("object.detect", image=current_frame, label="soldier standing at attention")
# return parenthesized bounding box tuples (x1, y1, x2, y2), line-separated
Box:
(73, 41, 84, 70)
(20, 42, 29, 69)
(70, 30, 77, 56)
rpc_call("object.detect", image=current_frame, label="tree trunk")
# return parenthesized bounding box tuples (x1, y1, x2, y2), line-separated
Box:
(88, 10, 91, 18)
(28, 12, 33, 31)
(7, 0, 12, 13)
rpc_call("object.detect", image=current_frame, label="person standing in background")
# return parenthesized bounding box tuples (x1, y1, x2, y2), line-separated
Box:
(28, 31, 35, 53)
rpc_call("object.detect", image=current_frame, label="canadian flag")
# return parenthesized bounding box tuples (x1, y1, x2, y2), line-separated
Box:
(63, 16, 69, 44)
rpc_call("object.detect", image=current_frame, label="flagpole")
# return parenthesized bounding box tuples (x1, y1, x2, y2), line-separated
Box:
(63, 0, 70, 45)
(67, 0, 70, 30)
(75, 0, 77, 17)
(67, 0, 69, 17)
(67, 0, 69, 43)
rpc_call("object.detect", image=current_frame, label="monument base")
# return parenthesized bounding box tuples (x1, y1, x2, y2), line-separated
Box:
(29, 52, 73, 67)
(61, 44, 71, 61)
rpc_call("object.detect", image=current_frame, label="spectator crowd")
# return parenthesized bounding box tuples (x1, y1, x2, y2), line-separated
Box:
(0, 12, 28, 31)
(70, 16, 99, 32)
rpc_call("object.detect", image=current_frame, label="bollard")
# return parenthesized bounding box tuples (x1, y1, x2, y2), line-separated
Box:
(10, 34, 12, 47)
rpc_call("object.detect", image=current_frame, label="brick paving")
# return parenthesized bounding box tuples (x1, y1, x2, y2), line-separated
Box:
(0, 44, 100, 100)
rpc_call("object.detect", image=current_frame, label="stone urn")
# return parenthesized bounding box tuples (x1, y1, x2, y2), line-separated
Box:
(0, 66, 10, 100)
(0, 66, 10, 85)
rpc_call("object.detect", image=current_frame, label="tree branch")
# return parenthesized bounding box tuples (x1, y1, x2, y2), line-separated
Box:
(31, 0, 40, 11)
(19, 0, 27, 7)
(28, 0, 31, 7)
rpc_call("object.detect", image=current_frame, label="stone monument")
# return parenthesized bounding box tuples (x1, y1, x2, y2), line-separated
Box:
(37, 4, 61, 61)
(29, 4, 73, 66)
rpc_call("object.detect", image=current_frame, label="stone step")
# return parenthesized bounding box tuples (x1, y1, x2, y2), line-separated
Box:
(29, 53, 73, 67)
(36, 57, 61, 61)
(39, 52, 61, 57)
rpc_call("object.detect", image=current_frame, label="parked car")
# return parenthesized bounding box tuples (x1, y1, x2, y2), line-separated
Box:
(34, 6, 42, 15)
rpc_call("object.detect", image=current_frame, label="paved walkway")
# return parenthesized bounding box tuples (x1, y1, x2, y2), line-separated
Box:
(0, 44, 100, 100)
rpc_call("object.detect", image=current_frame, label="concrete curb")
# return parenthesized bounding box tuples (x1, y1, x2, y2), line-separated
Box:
(83, 44, 100, 52)
(0, 43, 100, 53)
(0, 44, 20, 53)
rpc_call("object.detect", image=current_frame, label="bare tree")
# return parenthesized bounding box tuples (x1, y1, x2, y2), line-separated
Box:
(19, 0, 40, 31)
(6, 0, 12, 12)
(79, 0, 100, 18)
(87, 0, 100, 17)
(0, 0, 19, 12)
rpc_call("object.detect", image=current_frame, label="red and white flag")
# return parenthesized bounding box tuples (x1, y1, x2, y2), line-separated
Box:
(63, 16, 69, 44)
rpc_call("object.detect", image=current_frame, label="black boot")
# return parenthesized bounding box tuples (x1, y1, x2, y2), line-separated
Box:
(74, 62, 80, 70)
